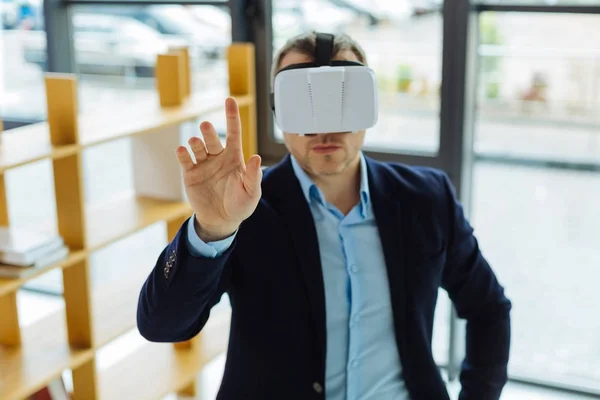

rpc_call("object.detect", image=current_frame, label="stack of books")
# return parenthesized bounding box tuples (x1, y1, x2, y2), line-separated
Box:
(0, 226, 69, 279)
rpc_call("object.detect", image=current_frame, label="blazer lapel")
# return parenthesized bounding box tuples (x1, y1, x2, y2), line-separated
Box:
(365, 157, 408, 350)
(263, 156, 327, 361)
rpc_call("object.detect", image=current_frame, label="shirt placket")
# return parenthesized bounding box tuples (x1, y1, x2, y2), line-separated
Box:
(339, 219, 362, 399)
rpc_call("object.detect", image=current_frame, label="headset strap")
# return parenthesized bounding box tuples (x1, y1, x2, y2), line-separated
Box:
(315, 32, 335, 66)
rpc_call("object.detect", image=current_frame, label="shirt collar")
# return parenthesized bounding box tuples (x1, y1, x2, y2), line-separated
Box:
(290, 152, 371, 218)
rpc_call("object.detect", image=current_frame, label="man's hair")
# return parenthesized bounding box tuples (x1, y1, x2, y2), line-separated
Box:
(270, 31, 368, 88)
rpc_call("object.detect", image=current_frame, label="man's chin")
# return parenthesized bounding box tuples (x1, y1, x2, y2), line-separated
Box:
(310, 161, 346, 176)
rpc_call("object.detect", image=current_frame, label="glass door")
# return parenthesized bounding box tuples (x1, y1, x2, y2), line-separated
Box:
(469, 8, 600, 393)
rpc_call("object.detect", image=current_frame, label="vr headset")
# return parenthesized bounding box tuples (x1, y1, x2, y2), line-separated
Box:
(271, 32, 379, 135)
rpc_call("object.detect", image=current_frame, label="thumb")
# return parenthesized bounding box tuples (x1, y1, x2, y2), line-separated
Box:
(243, 154, 262, 195)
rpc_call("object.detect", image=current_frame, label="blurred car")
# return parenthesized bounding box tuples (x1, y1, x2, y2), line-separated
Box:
(22, 13, 184, 77)
(300, 0, 356, 31)
(1, 0, 19, 29)
(186, 4, 231, 34)
(272, 0, 356, 49)
(325, 0, 383, 25)
(76, 4, 230, 62)
(331, 0, 441, 22)
(1, 0, 44, 29)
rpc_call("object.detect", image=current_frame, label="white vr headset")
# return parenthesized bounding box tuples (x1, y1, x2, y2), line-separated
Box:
(271, 33, 379, 135)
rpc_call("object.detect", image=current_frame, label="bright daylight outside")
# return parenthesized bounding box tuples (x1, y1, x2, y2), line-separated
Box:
(1, 0, 599, 394)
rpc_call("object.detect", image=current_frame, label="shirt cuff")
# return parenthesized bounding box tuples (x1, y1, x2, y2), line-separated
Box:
(186, 214, 237, 258)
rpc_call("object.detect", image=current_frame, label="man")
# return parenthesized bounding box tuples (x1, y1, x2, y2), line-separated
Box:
(137, 31, 511, 400)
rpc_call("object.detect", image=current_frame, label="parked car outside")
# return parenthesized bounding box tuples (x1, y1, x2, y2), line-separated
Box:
(1, 0, 19, 29)
(22, 13, 185, 77)
(75, 4, 230, 63)
(272, 0, 356, 49)
(186, 4, 231, 34)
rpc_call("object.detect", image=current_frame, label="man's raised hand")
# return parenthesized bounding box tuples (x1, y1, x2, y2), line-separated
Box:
(175, 97, 262, 241)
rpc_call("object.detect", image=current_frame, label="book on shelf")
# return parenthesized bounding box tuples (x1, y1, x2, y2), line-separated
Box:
(0, 226, 65, 267)
(0, 245, 70, 278)
(0, 226, 69, 279)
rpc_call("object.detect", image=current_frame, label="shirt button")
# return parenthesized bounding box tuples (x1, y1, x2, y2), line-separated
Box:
(350, 265, 358, 273)
(312, 382, 323, 393)
(351, 360, 359, 368)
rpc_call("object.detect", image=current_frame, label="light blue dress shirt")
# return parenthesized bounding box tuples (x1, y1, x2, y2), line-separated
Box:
(186, 152, 410, 400)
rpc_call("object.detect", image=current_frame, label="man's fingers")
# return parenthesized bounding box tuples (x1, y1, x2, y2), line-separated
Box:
(188, 136, 208, 162)
(243, 154, 262, 196)
(176, 146, 194, 172)
(225, 97, 242, 153)
(200, 121, 224, 155)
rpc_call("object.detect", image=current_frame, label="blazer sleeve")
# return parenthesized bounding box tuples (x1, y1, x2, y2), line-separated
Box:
(136, 216, 235, 343)
(438, 172, 512, 400)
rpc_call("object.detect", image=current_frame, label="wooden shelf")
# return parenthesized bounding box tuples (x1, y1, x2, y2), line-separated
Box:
(0, 267, 142, 400)
(0, 195, 190, 297)
(0, 251, 87, 297)
(0, 267, 229, 400)
(0, 300, 230, 400)
(73, 92, 252, 148)
(0, 124, 79, 173)
(0, 311, 94, 400)
(91, 272, 150, 349)
(0, 43, 256, 400)
(86, 194, 191, 251)
(98, 310, 230, 400)
(0, 93, 253, 175)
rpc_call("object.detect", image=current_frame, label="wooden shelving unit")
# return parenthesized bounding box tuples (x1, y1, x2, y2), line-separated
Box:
(0, 43, 256, 400)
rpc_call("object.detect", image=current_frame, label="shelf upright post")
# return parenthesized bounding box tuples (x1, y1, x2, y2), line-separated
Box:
(45, 73, 98, 400)
(228, 43, 257, 162)
(0, 116, 20, 345)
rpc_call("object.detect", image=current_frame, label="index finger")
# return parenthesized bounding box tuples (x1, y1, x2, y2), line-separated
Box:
(225, 97, 242, 153)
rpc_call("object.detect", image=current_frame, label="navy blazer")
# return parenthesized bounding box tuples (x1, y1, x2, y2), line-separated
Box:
(137, 154, 511, 400)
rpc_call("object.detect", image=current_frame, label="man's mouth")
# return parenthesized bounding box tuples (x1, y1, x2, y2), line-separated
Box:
(312, 145, 341, 154)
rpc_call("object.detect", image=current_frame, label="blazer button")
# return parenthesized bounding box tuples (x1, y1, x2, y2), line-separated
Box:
(312, 382, 323, 394)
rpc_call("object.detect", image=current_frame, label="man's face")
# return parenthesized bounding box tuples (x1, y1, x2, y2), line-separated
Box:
(278, 50, 366, 177)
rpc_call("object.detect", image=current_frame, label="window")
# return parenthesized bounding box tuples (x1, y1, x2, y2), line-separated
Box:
(68, 4, 231, 114)
(471, 12, 600, 391)
(271, 0, 444, 155)
(1, 0, 47, 119)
